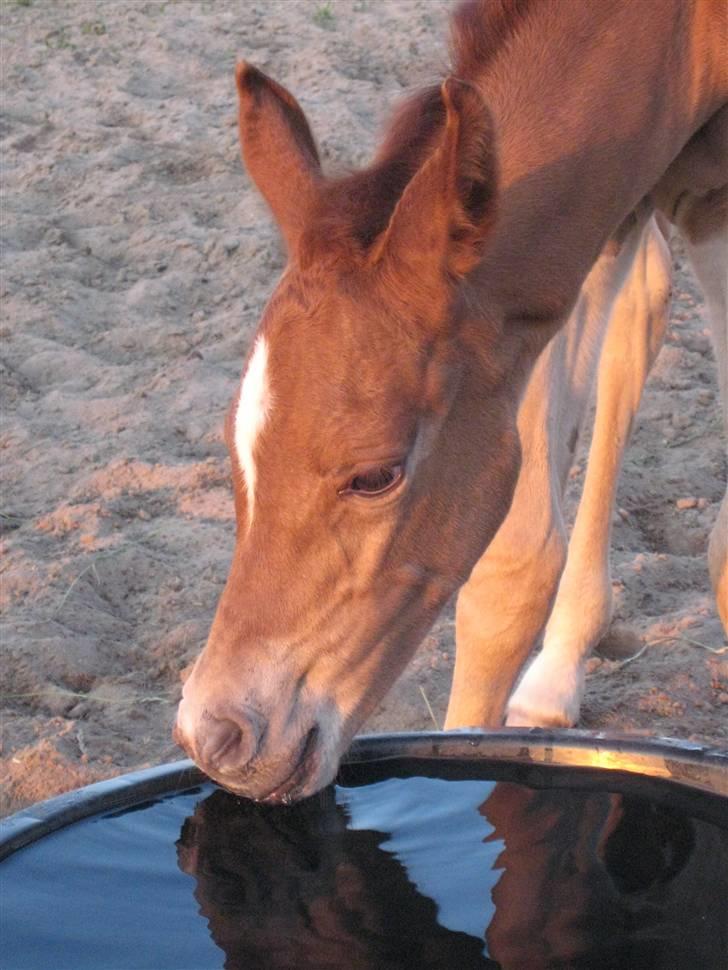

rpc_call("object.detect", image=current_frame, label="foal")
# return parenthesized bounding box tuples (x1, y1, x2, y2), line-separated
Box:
(175, 0, 728, 802)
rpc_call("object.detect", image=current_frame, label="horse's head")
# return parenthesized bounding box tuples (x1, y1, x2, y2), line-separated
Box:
(174, 65, 521, 801)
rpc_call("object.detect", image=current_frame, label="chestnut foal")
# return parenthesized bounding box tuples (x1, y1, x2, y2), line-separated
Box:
(175, 0, 728, 802)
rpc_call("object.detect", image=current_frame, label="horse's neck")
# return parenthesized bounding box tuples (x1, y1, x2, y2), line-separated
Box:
(472, 0, 723, 318)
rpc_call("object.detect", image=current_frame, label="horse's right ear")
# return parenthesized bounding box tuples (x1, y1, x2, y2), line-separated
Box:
(235, 63, 322, 254)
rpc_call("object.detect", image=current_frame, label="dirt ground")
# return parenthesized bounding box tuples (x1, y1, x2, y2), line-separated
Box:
(1, 0, 726, 817)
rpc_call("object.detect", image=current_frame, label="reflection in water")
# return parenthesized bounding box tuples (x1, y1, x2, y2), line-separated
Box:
(177, 777, 728, 970)
(482, 783, 727, 969)
(176, 785, 495, 970)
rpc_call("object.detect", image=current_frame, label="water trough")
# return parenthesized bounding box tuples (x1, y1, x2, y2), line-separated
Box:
(2, 729, 727, 969)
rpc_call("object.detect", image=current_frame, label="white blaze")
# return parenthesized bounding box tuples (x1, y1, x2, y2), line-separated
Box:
(234, 336, 272, 526)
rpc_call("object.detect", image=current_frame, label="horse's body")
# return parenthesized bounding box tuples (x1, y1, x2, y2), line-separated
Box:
(175, 0, 728, 802)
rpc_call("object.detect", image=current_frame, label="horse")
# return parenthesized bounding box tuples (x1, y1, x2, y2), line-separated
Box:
(174, 0, 728, 803)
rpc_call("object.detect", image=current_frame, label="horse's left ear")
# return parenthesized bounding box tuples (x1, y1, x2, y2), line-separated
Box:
(236, 62, 322, 254)
(373, 77, 499, 280)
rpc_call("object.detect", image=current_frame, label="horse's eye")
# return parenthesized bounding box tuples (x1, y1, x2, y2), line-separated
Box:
(339, 464, 404, 498)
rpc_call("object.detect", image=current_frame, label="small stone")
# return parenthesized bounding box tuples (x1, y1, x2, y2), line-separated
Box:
(676, 497, 698, 510)
(671, 412, 691, 430)
(697, 389, 714, 405)
(682, 333, 710, 354)
(718, 692, 728, 705)
(44, 227, 65, 246)
(597, 624, 643, 661)
(618, 507, 629, 521)
(41, 684, 76, 717)
(696, 497, 710, 511)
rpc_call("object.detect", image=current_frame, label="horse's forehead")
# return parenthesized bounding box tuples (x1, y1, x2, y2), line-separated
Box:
(261, 277, 376, 391)
(231, 281, 354, 510)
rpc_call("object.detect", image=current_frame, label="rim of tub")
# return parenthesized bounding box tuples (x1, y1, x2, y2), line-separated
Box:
(1, 728, 726, 861)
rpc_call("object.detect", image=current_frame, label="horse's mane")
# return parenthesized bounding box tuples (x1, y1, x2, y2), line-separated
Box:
(306, 0, 533, 255)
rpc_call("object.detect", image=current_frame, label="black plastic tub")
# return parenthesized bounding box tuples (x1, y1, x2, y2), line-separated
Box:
(2, 729, 727, 969)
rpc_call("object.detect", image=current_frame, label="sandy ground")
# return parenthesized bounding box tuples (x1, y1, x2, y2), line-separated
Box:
(1, 0, 726, 816)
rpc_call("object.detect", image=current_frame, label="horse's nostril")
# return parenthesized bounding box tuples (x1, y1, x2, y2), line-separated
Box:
(198, 716, 245, 771)
(196, 711, 260, 774)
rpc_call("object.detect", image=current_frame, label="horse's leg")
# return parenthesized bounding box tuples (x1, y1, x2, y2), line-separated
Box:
(445, 218, 653, 729)
(444, 335, 568, 728)
(677, 187, 728, 633)
(506, 216, 671, 726)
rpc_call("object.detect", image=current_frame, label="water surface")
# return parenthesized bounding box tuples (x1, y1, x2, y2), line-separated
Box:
(2, 761, 727, 969)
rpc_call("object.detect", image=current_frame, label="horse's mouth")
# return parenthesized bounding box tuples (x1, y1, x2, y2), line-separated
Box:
(214, 724, 323, 805)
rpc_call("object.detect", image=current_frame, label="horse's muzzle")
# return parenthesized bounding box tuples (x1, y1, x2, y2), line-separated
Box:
(173, 704, 324, 804)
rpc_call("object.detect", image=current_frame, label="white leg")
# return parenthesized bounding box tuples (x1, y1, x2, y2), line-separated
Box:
(507, 217, 671, 726)
(446, 218, 652, 729)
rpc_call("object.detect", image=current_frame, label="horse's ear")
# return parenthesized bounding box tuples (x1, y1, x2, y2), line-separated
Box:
(372, 77, 498, 280)
(236, 63, 322, 254)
